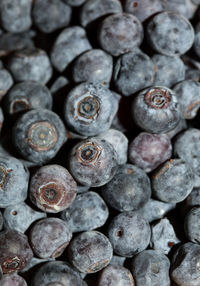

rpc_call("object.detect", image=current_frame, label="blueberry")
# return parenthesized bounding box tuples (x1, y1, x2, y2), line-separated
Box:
(33, 0, 72, 33)
(98, 13, 143, 57)
(64, 82, 119, 136)
(29, 164, 77, 213)
(80, 0, 122, 27)
(180, 187, 200, 215)
(20, 257, 55, 274)
(184, 206, 200, 243)
(160, 0, 197, 20)
(151, 218, 180, 254)
(101, 164, 151, 212)
(3, 202, 46, 233)
(7, 48, 52, 84)
(0, 68, 13, 101)
(0, 0, 32, 33)
(12, 109, 67, 164)
(173, 80, 200, 119)
(97, 129, 128, 165)
(72, 49, 113, 85)
(113, 50, 155, 96)
(98, 264, 134, 286)
(135, 199, 176, 223)
(68, 230, 113, 273)
(5, 81, 53, 115)
(170, 242, 200, 286)
(131, 249, 170, 286)
(110, 255, 126, 267)
(29, 217, 72, 259)
(0, 155, 29, 208)
(0, 211, 3, 232)
(174, 128, 200, 177)
(132, 86, 181, 133)
(146, 11, 195, 56)
(51, 26, 92, 72)
(152, 159, 194, 203)
(50, 76, 69, 94)
(0, 31, 34, 56)
(124, 0, 163, 22)
(152, 54, 185, 87)
(185, 68, 200, 82)
(0, 273, 27, 286)
(63, 0, 87, 6)
(165, 119, 187, 139)
(61, 191, 109, 232)
(0, 230, 33, 274)
(0, 107, 4, 134)
(129, 132, 172, 173)
(108, 211, 151, 257)
(77, 184, 89, 194)
(31, 261, 85, 286)
(69, 138, 118, 187)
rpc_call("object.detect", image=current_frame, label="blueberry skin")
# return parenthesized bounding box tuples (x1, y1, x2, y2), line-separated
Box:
(170, 242, 200, 286)
(160, 0, 197, 20)
(51, 26, 92, 72)
(184, 207, 200, 243)
(0, 68, 13, 101)
(135, 199, 176, 223)
(101, 164, 151, 212)
(99, 13, 143, 57)
(0, 0, 32, 33)
(31, 261, 85, 286)
(152, 159, 194, 203)
(173, 80, 200, 119)
(174, 128, 200, 177)
(68, 231, 113, 273)
(165, 119, 187, 139)
(181, 187, 200, 215)
(131, 250, 170, 286)
(110, 255, 126, 267)
(113, 50, 155, 96)
(0, 273, 27, 286)
(7, 48, 52, 84)
(80, 0, 122, 27)
(3, 202, 46, 233)
(5, 81, 53, 115)
(97, 129, 128, 165)
(194, 24, 200, 58)
(0, 230, 33, 274)
(108, 211, 151, 257)
(50, 76, 69, 94)
(150, 218, 180, 255)
(0, 107, 4, 134)
(146, 11, 195, 56)
(129, 132, 172, 173)
(33, 0, 72, 33)
(29, 164, 77, 213)
(0, 155, 29, 208)
(72, 49, 113, 85)
(63, 0, 87, 6)
(185, 68, 200, 82)
(64, 82, 119, 136)
(61, 192, 109, 232)
(152, 54, 185, 88)
(124, 0, 163, 22)
(29, 217, 72, 259)
(0, 31, 35, 56)
(69, 138, 118, 187)
(132, 86, 181, 134)
(98, 264, 134, 286)
(12, 109, 67, 164)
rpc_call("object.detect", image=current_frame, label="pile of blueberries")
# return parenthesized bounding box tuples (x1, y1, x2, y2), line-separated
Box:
(1, 0, 200, 285)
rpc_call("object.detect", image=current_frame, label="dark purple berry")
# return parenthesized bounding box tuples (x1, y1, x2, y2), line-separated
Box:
(152, 159, 194, 203)
(69, 138, 118, 187)
(108, 211, 151, 257)
(98, 264, 134, 286)
(0, 230, 33, 274)
(29, 164, 77, 213)
(146, 11, 195, 56)
(12, 109, 67, 164)
(129, 132, 172, 173)
(0, 273, 27, 286)
(101, 164, 151, 212)
(30, 217, 72, 259)
(64, 82, 119, 136)
(68, 231, 113, 273)
(132, 86, 181, 133)
(60, 192, 109, 232)
(98, 13, 143, 57)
